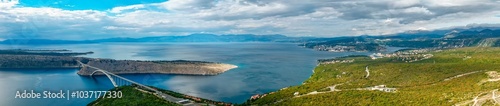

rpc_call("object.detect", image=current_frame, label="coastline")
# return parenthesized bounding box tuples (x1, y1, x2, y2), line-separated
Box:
(0, 54, 237, 76)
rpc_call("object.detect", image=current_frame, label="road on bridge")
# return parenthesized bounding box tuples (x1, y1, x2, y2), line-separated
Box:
(76, 60, 205, 106)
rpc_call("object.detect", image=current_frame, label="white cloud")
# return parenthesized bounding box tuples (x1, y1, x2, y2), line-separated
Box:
(402, 7, 433, 15)
(307, 7, 343, 19)
(1, 0, 500, 40)
(0, 0, 18, 8)
(192, 1, 292, 20)
(424, 0, 492, 7)
(0, 6, 111, 39)
(109, 4, 145, 13)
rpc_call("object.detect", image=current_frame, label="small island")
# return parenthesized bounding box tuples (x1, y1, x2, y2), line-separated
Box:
(0, 49, 94, 56)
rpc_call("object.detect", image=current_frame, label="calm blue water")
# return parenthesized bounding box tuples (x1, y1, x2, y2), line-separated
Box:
(0, 42, 398, 105)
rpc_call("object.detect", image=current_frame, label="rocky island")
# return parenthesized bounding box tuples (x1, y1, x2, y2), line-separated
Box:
(0, 49, 94, 56)
(77, 59, 238, 75)
(0, 53, 237, 76)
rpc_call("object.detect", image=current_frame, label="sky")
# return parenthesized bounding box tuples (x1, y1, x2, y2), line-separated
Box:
(1, 0, 500, 40)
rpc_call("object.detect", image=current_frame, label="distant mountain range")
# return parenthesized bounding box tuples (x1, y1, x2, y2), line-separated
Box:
(0, 34, 314, 45)
(3, 27, 500, 52)
(303, 27, 500, 52)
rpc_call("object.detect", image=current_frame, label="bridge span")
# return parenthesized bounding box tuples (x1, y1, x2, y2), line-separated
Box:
(76, 60, 197, 105)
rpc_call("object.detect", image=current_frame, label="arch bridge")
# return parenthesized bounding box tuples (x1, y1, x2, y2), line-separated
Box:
(75, 60, 189, 104)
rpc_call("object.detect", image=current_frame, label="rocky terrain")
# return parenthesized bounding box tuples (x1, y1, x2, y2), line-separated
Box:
(77, 59, 238, 75)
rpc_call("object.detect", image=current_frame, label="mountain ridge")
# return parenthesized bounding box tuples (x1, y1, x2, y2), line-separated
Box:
(1, 34, 308, 45)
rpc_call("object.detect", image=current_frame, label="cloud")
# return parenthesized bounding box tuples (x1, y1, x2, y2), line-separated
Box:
(423, 0, 493, 7)
(391, 0, 421, 8)
(0, 0, 18, 8)
(1, 0, 500, 40)
(108, 4, 145, 13)
(0, 6, 112, 39)
(159, 0, 215, 12)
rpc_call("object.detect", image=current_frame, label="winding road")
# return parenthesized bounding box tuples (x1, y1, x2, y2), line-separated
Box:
(365, 66, 370, 78)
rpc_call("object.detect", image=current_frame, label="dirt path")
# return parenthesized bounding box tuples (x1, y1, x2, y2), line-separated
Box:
(444, 71, 482, 81)
(294, 83, 344, 98)
(455, 89, 500, 106)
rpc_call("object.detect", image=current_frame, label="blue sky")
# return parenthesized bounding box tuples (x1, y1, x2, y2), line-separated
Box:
(18, 0, 166, 10)
(1, 0, 500, 40)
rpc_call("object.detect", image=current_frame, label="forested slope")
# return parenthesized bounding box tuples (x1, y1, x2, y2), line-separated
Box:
(246, 47, 500, 106)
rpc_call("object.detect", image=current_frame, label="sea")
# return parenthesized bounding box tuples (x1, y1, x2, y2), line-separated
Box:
(0, 42, 402, 105)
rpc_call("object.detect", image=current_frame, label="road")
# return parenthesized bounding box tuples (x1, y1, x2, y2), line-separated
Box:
(365, 66, 370, 78)
(77, 60, 201, 106)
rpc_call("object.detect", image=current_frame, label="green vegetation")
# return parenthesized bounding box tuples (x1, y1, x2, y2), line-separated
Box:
(156, 87, 233, 106)
(382, 38, 481, 48)
(0, 55, 91, 68)
(318, 55, 369, 63)
(246, 47, 500, 105)
(88, 86, 179, 106)
(88, 85, 232, 106)
(303, 37, 386, 52)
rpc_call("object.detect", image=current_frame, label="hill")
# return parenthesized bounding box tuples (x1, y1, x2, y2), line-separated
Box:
(88, 85, 233, 106)
(303, 29, 500, 52)
(245, 47, 500, 105)
(88, 86, 179, 106)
